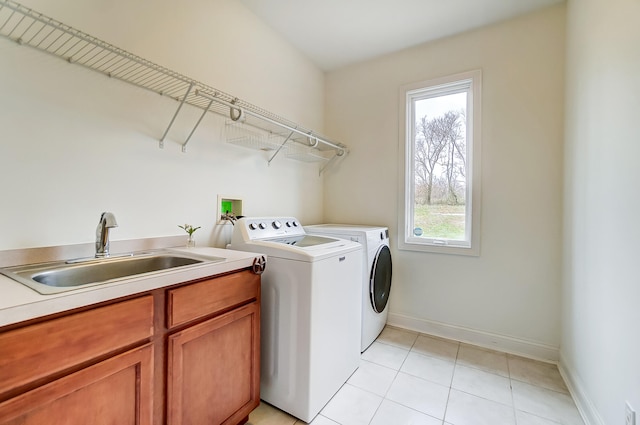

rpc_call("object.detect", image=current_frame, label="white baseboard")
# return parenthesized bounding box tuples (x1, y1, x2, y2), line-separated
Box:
(387, 312, 559, 363)
(558, 353, 604, 425)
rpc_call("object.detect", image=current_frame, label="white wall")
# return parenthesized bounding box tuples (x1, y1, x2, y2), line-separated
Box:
(562, 0, 640, 423)
(0, 0, 326, 250)
(324, 5, 566, 359)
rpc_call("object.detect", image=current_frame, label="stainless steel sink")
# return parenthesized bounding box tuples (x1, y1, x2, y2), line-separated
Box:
(0, 250, 224, 295)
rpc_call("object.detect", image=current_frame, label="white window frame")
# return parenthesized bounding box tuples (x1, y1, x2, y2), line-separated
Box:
(398, 70, 482, 256)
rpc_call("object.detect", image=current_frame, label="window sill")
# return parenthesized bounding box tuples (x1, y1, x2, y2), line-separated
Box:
(397, 239, 480, 256)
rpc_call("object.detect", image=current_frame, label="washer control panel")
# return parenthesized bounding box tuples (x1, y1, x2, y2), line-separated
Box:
(239, 217, 305, 240)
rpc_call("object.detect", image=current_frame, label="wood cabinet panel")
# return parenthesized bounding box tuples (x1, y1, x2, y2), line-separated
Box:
(167, 270, 259, 328)
(0, 295, 153, 397)
(167, 302, 260, 425)
(0, 344, 153, 425)
(0, 268, 260, 425)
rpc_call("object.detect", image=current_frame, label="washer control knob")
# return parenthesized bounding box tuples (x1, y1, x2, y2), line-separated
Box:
(291, 221, 298, 227)
(259, 222, 267, 230)
(272, 220, 282, 229)
(249, 223, 257, 230)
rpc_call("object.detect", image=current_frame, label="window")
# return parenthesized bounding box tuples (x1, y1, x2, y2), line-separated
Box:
(398, 70, 481, 255)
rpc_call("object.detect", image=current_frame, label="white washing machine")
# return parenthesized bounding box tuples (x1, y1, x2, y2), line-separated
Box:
(228, 217, 362, 423)
(304, 224, 392, 352)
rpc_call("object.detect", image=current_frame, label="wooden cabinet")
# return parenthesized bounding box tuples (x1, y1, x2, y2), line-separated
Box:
(0, 268, 261, 425)
(167, 303, 260, 425)
(0, 296, 154, 397)
(0, 345, 153, 425)
(167, 270, 260, 329)
(166, 270, 261, 425)
(0, 296, 154, 424)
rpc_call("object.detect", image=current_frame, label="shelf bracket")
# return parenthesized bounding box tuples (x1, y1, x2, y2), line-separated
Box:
(181, 97, 214, 153)
(268, 130, 295, 165)
(159, 82, 194, 148)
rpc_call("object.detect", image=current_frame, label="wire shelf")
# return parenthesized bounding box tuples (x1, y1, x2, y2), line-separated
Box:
(286, 145, 333, 162)
(224, 121, 284, 152)
(0, 0, 348, 169)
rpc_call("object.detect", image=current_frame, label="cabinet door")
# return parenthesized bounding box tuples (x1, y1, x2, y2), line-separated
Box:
(0, 344, 153, 425)
(167, 302, 260, 425)
(0, 295, 153, 398)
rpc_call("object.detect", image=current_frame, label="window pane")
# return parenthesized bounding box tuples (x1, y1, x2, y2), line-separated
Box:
(412, 92, 468, 241)
(399, 69, 480, 255)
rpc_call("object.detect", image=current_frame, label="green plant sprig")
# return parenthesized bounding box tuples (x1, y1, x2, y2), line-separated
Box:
(178, 224, 201, 236)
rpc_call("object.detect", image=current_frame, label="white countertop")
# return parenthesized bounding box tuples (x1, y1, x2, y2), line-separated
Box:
(0, 247, 264, 328)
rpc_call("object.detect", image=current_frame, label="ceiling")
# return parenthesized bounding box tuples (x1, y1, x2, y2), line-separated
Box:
(239, 0, 563, 71)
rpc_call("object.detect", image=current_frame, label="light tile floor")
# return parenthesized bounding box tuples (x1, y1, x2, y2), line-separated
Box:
(247, 326, 585, 425)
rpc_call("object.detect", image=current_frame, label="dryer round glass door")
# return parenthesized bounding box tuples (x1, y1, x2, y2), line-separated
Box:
(370, 245, 392, 313)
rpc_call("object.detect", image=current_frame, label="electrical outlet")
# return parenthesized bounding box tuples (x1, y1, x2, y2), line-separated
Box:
(626, 401, 636, 425)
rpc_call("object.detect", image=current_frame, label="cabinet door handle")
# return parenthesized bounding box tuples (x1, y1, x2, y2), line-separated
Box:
(252, 256, 267, 274)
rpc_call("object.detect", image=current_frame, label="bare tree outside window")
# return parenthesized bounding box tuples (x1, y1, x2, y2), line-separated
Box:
(413, 92, 467, 240)
(415, 109, 466, 205)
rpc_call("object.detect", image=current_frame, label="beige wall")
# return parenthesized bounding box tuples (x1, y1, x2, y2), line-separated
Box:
(0, 0, 326, 250)
(5, 2, 639, 422)
(323, 5, 566, 358)
(562, 0, 640, 423)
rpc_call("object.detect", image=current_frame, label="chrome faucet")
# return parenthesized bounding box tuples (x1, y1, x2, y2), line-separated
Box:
(95, 212, 118, 258)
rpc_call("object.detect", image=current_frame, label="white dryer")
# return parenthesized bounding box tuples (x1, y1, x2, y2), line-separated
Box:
(304, 224, 392, 351)
(228, 217, 362, 423)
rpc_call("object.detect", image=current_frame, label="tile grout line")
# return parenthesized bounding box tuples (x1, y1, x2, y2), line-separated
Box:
(366, 333, 418, 424)
(365, 331, 419, 425)
(379, 331, 463, 425)
(507, 354, 519, 425)
(367, 332, 531, 425)
(441, 341, 461, 425)
(354, 334, 417, 425)
(259, 328, 580, 425)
